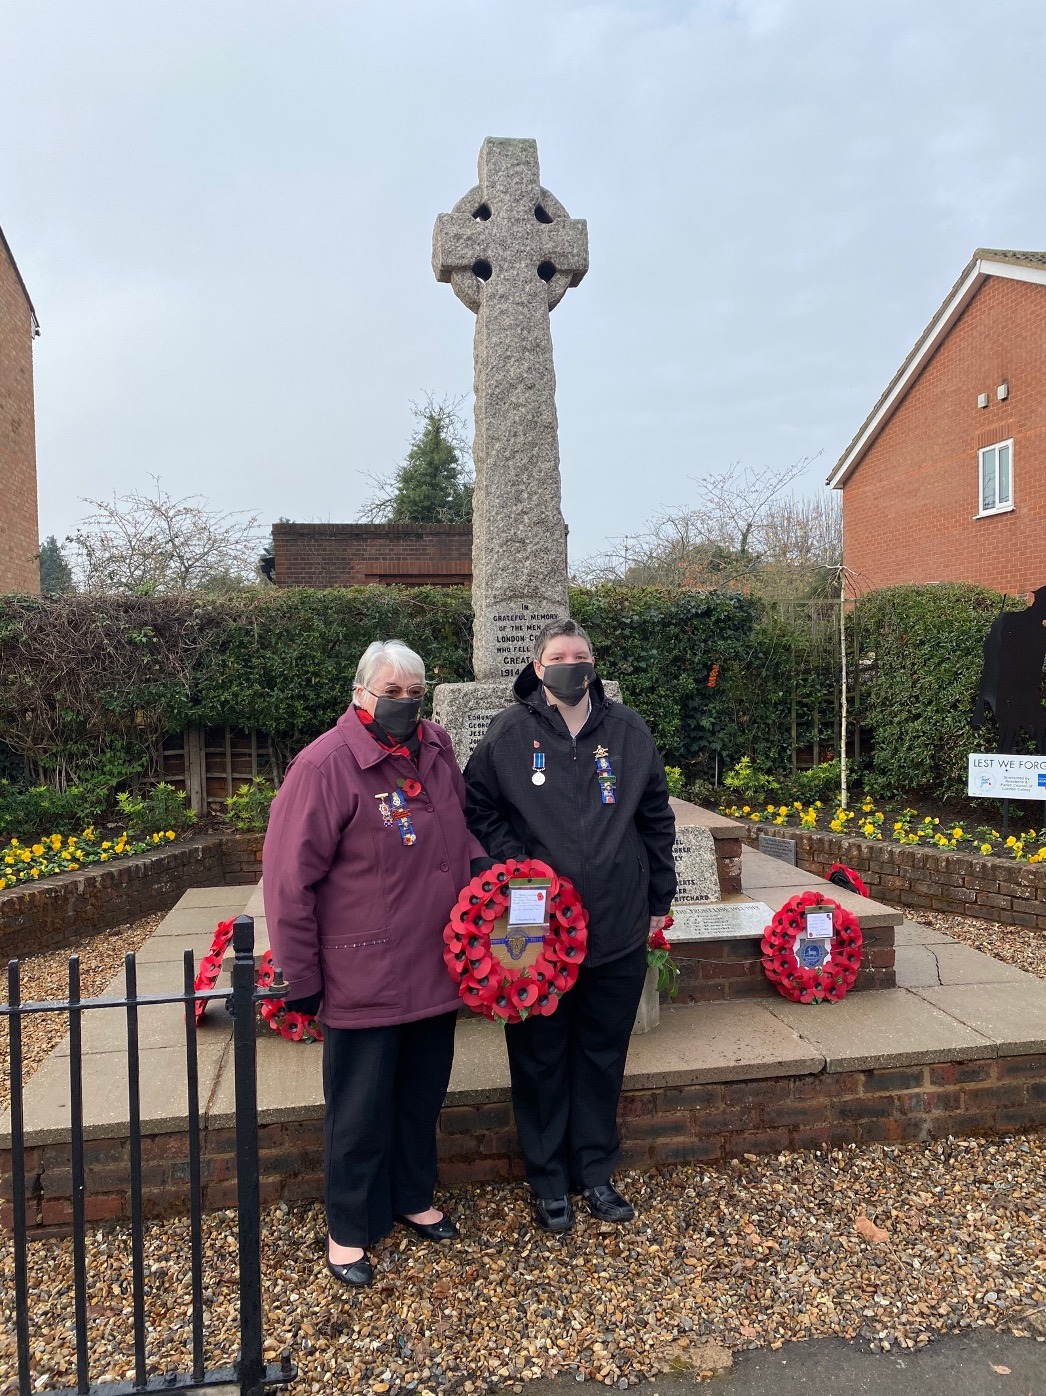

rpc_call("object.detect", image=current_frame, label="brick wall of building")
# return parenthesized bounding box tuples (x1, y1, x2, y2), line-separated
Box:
(0, 232, 39, 594)
(842, 275, 1046, 594)
(272, 523, 472, 588)
(6, 1053, 1044, 1230)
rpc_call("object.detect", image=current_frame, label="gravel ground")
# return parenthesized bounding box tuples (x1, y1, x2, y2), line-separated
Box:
(0, 913, 165, 1111)
(1, 1136, 1044, 1393)
(916, 912, 1046, 979)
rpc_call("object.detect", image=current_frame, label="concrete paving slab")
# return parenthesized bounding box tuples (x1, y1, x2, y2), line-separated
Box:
(169, 886, 252, 910)
(622, 1000, 824, 1088)
(895, 919, 959, 945)
(447, 1014, 513, 1103)
(148, 903, 248, 938)
(242, 882, 264, 918)
(895, 940, 1034, 990)
(740, 846, 805, 887)
(48, 1003, 232, 1057)
(763, 988, 994, 1070)
(894, 943, 946, 989)
(911, 980, 1046, 1056)
(207, 1024, 322, 1126)
(6, 1036, 230, 1144)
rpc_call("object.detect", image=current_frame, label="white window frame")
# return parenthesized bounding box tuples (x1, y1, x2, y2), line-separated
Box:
(977, 438, 1014, 518)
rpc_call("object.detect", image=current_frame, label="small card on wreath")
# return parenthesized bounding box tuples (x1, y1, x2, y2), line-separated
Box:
(492, 877, 552, 972)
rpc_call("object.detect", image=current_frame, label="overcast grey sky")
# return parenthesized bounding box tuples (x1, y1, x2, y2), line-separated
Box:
(4, 0, 1045, 566)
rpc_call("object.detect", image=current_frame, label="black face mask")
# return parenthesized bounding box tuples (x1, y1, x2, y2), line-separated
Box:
(540, 662, 595, 707)
(373, 695, 423, 740)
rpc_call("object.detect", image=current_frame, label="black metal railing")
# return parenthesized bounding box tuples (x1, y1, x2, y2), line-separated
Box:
(2, 914, 297, 1396)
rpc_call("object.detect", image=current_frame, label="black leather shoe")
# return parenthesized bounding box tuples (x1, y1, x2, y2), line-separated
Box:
(326, 1252, 373, 1286)
(583, 1182, 635, 1222)
(534, 1195, 575, 1233)
(394, 1213, 460, 1242)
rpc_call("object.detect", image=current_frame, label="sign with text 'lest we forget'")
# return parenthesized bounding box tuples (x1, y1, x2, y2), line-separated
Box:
(968, 753, 1046, 800)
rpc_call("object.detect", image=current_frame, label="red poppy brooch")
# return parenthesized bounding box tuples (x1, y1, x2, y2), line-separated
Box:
(760, 891, 863, 1004)
(443, 858, 589, 1024)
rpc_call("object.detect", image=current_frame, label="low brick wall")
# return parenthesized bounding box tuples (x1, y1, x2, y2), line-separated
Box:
(672, 919, 896, 1002)
(0, 834, 264, 961)
(6, 1053, 1044, 1231)
(741, 824, 1046, 929)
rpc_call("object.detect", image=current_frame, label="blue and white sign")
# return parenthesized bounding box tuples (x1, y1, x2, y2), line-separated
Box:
(968, 753, 1046, 800)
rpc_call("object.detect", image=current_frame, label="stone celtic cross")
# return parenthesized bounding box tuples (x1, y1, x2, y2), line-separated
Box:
(432, 137, 588, 684)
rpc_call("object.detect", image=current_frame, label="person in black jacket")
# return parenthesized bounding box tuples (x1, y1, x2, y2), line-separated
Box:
(464, 618, 676, 1233)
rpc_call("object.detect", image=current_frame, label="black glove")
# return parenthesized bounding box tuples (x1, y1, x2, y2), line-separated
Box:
(283, 991, 322, 1017)
(470, 856, 499, 876)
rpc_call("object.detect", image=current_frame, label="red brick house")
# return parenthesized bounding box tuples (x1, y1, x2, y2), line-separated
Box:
(829, 249, 1046, 595)
(0, 224, 40, 594)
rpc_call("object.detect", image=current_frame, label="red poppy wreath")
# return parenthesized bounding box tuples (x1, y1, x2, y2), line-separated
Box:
(760, 891, 863, 1004)
(443, 858, 588, 1024)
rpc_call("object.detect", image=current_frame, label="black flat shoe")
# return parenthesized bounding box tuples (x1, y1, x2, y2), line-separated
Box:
(326, 1253, 373, 1286)
(534, 1195, 575, 1233)
(583, 1182, 635, 1222)
(395, 1213, 460, 1242)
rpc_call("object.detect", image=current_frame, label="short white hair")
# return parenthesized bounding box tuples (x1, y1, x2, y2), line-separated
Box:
(354, 639, 426, 692)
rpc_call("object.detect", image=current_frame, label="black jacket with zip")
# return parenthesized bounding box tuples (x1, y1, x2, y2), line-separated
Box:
(463, 666, 677, 967)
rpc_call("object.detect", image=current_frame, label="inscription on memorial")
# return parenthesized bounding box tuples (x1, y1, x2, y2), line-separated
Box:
(671, 824, 721, 904)
(669, 901, 774, 943)
(757, 834, 797, 866)
(492, 602, 564, 681)
(460, 707, 508, 764)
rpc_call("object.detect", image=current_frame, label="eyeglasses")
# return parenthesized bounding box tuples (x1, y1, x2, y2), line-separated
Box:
(365, 684, 428, 701)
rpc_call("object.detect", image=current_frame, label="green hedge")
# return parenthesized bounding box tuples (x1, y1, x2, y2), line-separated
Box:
(0, 588, 769, 794)
(0, 584, 1018, 808)
(854, 583, 1020, 801)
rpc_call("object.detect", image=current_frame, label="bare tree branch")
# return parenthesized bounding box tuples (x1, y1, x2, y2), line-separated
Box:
(68, 477, 265, 594)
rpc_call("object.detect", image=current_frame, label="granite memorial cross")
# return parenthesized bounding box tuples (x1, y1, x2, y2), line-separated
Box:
(431, 137, 590, 764)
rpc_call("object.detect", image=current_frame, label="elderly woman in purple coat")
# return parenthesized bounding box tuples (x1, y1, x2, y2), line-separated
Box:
(263, 639, 488, 1287)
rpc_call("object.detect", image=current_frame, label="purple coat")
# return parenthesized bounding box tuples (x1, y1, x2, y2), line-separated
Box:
(262, 709, 487, 1029)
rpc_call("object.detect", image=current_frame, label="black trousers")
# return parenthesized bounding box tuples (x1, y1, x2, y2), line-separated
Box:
(322, 1010, 457, 1247)
(504, 941, 647, 1198)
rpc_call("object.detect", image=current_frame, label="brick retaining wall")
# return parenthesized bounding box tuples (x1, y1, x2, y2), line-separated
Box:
(5, 1053, 1044, 1232)
(739, 824, 1046, 929)
(0, 834, 264, 961)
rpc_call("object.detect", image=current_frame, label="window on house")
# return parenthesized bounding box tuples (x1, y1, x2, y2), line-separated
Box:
(978, 439, 1013, 515)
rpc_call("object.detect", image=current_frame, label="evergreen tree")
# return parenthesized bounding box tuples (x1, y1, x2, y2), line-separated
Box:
(38, 535, 74, 595)
(359, 397, 473, 524)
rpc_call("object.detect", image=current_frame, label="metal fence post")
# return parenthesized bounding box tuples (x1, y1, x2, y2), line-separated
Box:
(231, 914, 264, 1396)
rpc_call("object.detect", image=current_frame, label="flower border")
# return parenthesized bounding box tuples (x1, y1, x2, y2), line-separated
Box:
(443, 858, 589, 1024)
(760, 891, 863, 1004)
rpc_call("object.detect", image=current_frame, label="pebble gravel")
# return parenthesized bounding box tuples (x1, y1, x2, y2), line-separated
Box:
(1, 1135, 1044, 1392)
(0, 913, 165, 1111)
(916, 911, 1046, 980)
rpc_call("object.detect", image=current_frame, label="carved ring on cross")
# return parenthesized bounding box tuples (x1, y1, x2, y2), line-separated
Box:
(437, 185, 585, 315)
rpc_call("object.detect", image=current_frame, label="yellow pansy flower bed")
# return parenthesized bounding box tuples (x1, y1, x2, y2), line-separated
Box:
(719, 799, 1046, 863)
(0, 827, 178, 892)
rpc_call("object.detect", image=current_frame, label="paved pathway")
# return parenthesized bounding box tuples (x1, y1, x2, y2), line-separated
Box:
(510, 1330, 1046, 1395)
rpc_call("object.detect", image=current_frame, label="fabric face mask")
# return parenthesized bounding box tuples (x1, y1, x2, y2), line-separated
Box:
(373, 695, 424, 739)
(541, 662, 595, 706)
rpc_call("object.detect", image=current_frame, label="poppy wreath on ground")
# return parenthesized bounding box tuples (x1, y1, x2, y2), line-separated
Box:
(760, 891, 863, 1004)
(827, 863, 870, 898)
(443, 857, 588, 1024)
(191, 921, 323, 1042)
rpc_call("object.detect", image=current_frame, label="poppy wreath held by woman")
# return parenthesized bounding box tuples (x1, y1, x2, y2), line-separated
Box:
(760, 891, 863, 1004)
(443, 857, 588, 1024)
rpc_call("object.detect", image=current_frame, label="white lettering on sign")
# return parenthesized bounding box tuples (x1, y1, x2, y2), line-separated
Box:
(968, 753, 1046, 801)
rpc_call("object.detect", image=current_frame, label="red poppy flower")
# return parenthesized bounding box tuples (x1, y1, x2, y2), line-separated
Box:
(282, 1013, 306, 1041)
(510, 978, 538, 1010)
(402, 778, 423, 798)
(648, 928, 669, 951)
(490, 993, 514, 1019)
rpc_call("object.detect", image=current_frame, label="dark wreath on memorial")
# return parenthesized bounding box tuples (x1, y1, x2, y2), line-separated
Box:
(760, 891, 863, 1004)
(443, 857, 589, 1023)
